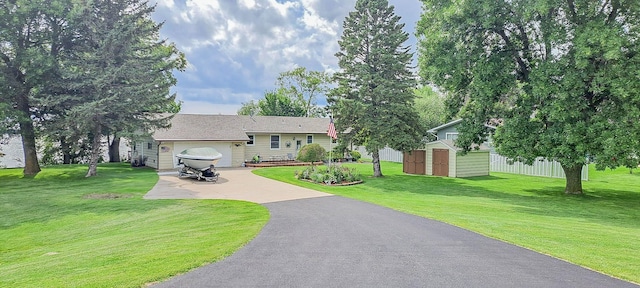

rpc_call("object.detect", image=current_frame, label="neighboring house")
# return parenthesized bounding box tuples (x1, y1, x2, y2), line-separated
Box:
(427, 118, 464, 141)
(133, 114, 335, 170)
(0, 135, 25, 168)
(0, 135, 131, 168)
(427, 118, 496, 147)
(404, 119, 491, 177)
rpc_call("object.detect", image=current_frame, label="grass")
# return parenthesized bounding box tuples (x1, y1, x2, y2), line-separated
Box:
(0, 163, 269, 288)
(254, 162, 640, 284)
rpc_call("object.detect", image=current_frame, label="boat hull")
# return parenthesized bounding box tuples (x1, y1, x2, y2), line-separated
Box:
(176, 147, 223, 170)
(180, 157, 220, 170)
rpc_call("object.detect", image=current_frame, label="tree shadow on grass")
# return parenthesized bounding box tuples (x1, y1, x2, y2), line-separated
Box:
(362, 173, 640, 230)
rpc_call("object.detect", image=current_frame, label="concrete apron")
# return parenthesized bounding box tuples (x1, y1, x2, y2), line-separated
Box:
(143, 167, 331, 204)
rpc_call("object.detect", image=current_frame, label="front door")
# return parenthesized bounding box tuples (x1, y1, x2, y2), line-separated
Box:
(296, 140, 302, 151)
(432, 149, 449, 177)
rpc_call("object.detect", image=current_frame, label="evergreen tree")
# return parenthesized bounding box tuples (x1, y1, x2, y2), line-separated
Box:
(331, 0, 423, 177)
(58, 0, 185, 177)
(418, 0, 640, 194)
(0, 0, 74, 175)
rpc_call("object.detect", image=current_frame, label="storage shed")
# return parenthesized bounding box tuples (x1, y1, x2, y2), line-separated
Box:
(424, 140, 490, 177)
(404, 140, 490, 178)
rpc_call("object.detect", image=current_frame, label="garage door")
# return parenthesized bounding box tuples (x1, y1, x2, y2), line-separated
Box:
(173, 142, 233, 168)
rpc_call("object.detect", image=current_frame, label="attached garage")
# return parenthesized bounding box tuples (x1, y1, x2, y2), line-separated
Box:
(172, 142, 234, 168)
(403, 140, 489, 178)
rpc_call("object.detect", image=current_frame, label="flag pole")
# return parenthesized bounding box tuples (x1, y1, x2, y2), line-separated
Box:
(329, 133, 332, 166)
(327, 116, 337, 167)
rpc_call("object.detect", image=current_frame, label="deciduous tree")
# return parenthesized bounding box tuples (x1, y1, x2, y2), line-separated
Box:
(414, 86, 446, 136)
(418, 0, 640, 194)
(257, 89, 306, 117)
(331, 0, 423, 177)
(277, 67, 331, 117)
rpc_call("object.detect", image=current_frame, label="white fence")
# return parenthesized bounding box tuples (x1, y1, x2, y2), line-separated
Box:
(354, 146, 404, 163)
(352, 146, 588, 181)
(490, 154, 588, 181)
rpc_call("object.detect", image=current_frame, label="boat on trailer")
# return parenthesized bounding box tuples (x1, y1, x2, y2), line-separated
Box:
(176, 147, 222, 182)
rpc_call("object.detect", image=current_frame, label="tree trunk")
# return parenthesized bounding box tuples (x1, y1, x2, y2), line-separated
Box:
(61, 138, 72, 164)
(108, 135, 121, 162)
(17, 95, 41, 176)
(561, 164, 583, 195)
(372, 150, 383, 177)
(85, 123, 102, 177)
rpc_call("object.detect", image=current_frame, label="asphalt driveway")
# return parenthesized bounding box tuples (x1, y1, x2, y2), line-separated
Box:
(148, 169, 638, 288)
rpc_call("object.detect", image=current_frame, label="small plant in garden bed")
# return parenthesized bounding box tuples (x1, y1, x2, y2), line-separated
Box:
(295, 165, 362, 185)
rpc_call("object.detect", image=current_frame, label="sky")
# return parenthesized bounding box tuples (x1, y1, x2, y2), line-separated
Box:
(150, 0, 423, 115)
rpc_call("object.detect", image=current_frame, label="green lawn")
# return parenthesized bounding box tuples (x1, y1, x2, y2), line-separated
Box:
(254, 162, 640, 284)
(0, 163, 269, 288)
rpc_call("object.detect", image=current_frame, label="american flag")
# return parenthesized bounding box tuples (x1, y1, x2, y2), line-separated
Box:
(327, 117, 337, 140)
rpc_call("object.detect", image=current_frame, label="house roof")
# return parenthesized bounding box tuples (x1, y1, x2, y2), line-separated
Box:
(240, 115, 331, 134)
(427, 119, 496, 133)
(427, 119, 463, 133)
(426, 139, 491, 152)
(152, 114, 331, 141)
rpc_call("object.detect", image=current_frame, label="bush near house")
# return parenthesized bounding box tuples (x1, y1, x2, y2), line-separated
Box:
(330, 147, 362, 162)
(297, 143, 326, 162)
(349, 150, 361, 161)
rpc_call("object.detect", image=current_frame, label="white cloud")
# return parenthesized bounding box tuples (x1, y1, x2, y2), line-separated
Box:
(150, 0, 420, 110)
(179, 101, 242, 115)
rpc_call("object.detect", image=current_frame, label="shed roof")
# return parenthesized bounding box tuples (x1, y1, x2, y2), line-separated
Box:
(152, 114, 331, 141)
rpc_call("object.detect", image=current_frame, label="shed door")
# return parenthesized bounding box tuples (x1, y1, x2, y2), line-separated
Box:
(432, 149, 449, 177)
(403, 150, 426, 175)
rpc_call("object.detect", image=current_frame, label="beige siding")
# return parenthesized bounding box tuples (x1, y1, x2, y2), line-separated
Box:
(244, 133, 332, 161)
(132, 139, 159, 168)
(157, 142, 175, 170)
(456, 151, 490, 177)
(231, 142, 246, 167)
(145, 141, 159, 169)
(424, 142, 456, 177)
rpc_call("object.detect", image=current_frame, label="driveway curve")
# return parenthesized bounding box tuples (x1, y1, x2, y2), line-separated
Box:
(148, 168, 637, 288)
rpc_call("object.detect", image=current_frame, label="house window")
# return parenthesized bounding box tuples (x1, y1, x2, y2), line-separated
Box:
(247, 135, 255, 146)
(270, 134, 280, 149)
(445, 133, 458, 140)
(147, 142, 152, 149)
(307, 135, 313, 144)
(332, 138, 337, 144)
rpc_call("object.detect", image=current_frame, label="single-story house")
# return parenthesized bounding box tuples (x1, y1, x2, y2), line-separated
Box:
(404, 119, 492, 177)
(133, 114, 336, 170)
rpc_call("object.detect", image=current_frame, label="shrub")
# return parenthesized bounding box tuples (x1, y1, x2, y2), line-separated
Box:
(295, 164, 362, 185)
(349, 150, 362, 161)
(297, 143, 326, 162)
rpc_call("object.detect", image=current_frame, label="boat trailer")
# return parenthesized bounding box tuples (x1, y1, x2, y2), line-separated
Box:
(178, 164, 220, 182)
